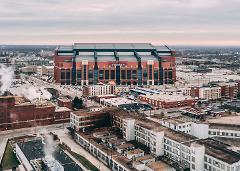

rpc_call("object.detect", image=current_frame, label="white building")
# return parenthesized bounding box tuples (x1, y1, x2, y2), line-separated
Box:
(158, 116, 240, 139)
(83, 83, 116, 97)
(199, 86, 221, 100)
(112, 111, 240, 171)
(100, 97, 137, 107)
(36, 65, 54, 76)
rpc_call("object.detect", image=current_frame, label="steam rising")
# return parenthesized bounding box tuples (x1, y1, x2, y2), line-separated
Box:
(20, 86, 52, 101)
(44, 133, 56, 159)
(0, 64, 14, 95)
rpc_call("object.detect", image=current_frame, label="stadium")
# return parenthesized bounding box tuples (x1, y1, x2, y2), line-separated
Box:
(54, 43, 176, 86)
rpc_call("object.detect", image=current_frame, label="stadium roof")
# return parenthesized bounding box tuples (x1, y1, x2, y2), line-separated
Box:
(57, 43, 172, 52)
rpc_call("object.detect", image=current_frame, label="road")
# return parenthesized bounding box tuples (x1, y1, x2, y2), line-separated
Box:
(54, 129, 111, 171)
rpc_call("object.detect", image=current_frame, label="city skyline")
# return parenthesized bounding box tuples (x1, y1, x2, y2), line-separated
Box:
(0, 0, 240, 46)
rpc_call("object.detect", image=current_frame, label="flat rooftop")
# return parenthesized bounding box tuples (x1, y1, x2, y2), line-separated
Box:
(72, 109, 109, 117)
(161, 116, 193, 125)
(144, 93, 194, 102)
(102, 97, 137, 106)
(55, 106, 72, 112)
(208, 116, 240, 126)
(146, 161, 173, 171)
(212, 137, 240, 148)
(57, 43, 171, 51)
(17, 138, 83, 170)
(197, 138, 240, 164)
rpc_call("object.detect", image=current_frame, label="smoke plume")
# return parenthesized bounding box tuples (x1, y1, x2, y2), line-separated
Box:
(44, 133, 56, 158)
(0, 64, 14, 95)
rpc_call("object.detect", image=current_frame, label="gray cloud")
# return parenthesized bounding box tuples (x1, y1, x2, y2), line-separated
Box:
(0, 0, 239, 45)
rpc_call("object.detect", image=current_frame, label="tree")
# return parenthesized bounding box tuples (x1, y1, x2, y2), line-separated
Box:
(160, 111, 165, 118)
(72, 96, 83, 109)
(237, 92, 240, 99)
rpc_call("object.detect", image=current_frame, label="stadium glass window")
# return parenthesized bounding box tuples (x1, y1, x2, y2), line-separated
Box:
(121, 70, 126, 79)
(111, 70, 115, 79)
(105, 70, 109, 80)
(99, 70, 104, 80)
(127, 70, 131, 80)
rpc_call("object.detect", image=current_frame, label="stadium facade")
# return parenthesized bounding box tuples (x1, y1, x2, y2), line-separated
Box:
(54, 43, 176, 86)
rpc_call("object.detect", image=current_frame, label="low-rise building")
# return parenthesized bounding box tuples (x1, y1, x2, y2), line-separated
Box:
(70, 109, 112, 131)
(139, 93, 196, 109)
(0, 96, 71, 131)
(15, 138, 83, 171)
(199, 86, 221, 100)
(83, 83, 116, 97)
(219, 82, 239, 99)
(37, 65, 54, 76)
(57, 97, 72, 109)
(111, 110, 240, 170)
(100, 97, 137, 107)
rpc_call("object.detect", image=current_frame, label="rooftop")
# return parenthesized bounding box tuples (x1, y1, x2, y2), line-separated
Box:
(55, 106, 72, 112)
(116, 143, 135, 150)
(72, 108, 112, 117)
(17, 138, 83, 170)
(56, 43, 172, 55)
(207, 116, 240, 126)
(197, 138, 240, 164)
(144, 93, 194, 102)
(102, 97, 137, 106)
(161, 116, 193, 125)
(146, 161, 173, 171)
(135, 155, 155, 162)
(126, 149, 144, 155)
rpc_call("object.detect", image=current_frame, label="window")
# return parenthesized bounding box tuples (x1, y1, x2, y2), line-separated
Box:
(121, 70, 126, 79)
(127, 70, 131, 79)
(77, 70, 81, 80)
(154, 69, 158, 80)
(83, 65, 87, 80)
(99, 70, 104, 80)
(149, 65, 153, 80)
(105, 70, 109, 80)
(88, 69, 93, 79)
(132, 70, 137, 79)
(61, 69, 65, 79)
(143, 69, 147, 79)
(192, 164, 195, 170)
(111, 70, 115, 79)
(66, 69, 71, 80)
(192, 156, 195, 162)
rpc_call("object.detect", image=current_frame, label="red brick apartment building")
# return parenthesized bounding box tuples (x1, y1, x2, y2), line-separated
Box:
(57, 97, 72, 109)
(139, 93, 196, 109)
(219, 82, 239, 99)
(0, 96, 71, 131)
(54, 43, 176, 86)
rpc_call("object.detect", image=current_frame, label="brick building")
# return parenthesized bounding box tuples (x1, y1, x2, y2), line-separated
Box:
(0, 96, 71, 131)
(54, 43, 176, 86)
(139, 93, 196, 109)
(57, 97, 72, 109)
(219, 82, 239, 99)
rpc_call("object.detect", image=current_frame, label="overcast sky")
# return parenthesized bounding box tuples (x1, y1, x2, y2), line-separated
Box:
(0, 0, 240, 46)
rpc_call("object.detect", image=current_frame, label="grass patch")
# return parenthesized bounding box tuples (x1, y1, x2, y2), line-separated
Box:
(1, 142, 20, 170)
(71, 151, 99, 171)
(59, 143, 99, 171)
